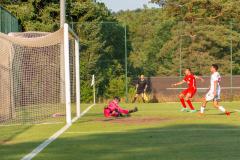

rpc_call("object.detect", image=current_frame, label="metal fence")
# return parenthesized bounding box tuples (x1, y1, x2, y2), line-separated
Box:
(144, 76, 240, 102)
(0, 6, 20, 34)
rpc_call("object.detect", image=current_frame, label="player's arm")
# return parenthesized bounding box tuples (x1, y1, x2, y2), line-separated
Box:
(136, 84, 138, 90)
(194, 75, 204, 82)
(114, 103, 120, 112)
(135, 81, 139, 90)
(144, 83, 148, 92)
(172, 80, 185, 87)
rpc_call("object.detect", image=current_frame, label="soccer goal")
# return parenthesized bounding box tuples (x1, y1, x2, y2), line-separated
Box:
(0, 23, 80, 125)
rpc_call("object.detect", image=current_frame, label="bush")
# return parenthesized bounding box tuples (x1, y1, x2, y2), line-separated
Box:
(80, 81, 93, 103)
(104, 76, 126, 99)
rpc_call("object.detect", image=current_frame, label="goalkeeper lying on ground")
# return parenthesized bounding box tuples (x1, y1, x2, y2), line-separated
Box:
(104, 96, 138, 117)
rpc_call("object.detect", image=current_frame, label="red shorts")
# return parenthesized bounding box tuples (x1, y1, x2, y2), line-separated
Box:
(181, 88, 197, 98)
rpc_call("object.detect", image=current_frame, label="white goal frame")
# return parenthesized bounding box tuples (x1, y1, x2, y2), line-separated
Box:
(64, 23, 80, 125)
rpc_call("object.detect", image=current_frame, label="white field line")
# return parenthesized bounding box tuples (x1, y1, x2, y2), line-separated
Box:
(72, 103, 95, 123)
(21, 103, 95, 160)
(0, 122, 64, 127)
(65, 128, 240, 135)
(234, 109, 240, 112)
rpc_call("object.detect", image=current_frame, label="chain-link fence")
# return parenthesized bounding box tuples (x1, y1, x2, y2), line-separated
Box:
(0, 6, 20, 34)
(68, 20, 240, 103)
(143, 76, 240, 102)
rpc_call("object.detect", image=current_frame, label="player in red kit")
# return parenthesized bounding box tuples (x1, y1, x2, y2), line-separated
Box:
(172, 68, 204, 113)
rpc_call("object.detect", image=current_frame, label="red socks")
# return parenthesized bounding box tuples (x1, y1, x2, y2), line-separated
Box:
(180, 98, 195, 110)
(180, 98, 186, 108)
(186, 100, 195, 110)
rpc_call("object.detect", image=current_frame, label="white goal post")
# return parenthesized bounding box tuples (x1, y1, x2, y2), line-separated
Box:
(64, 23, 80, 125)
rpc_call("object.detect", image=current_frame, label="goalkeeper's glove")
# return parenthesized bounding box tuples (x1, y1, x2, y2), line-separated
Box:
(129, 107, 138, 113)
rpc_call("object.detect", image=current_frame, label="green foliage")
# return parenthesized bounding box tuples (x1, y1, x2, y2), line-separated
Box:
(69, 1, 127, 100)
(2, 1, 60, 32)
(117, 8, 166, 76)
(118, 0, 240, 76)
(104, 76, 125, 99)
(146, 18, 177, 75)
(80, 81, 94, 103)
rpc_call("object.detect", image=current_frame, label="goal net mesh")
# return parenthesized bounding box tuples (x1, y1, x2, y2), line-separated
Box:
(0, 28, 77, 124)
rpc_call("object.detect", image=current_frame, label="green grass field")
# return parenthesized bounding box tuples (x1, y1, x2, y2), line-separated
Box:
(1, 102, 240, 160)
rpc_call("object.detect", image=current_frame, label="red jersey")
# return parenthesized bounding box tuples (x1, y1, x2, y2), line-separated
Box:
(107, 100, 120, 112)
(183, 74, 196, 89)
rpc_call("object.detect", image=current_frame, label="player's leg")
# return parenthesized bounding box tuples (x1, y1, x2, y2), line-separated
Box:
(129, 107, 138, 113)
(111, 111, 122, 117)
(104, 108, 121, 117)
(199, 90, 215, 115)
(141, 93, 145, 103)
(118, 107, 129, 115)
(117, 107, 138, 117)
(199, 97, 208, 115)
(213, 100, 230, 116)
(178, 92, 188, 112)
(132, 93, 139, 103)
(185, 93, 196, 112)
(104, 108, 111, 117)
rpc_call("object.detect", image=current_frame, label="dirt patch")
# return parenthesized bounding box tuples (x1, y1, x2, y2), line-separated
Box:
(95, 117, 172, 125)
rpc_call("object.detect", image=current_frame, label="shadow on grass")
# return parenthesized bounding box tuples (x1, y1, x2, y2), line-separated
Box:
(0, 125, 32, 145)
(75, 113, 104, 124)
(1, 123, 240, 160)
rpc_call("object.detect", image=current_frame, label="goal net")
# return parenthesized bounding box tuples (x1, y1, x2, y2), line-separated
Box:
(0, 24, 80, 125)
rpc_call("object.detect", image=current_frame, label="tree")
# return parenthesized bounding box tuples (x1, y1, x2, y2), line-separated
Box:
(69, 0, 127, 101)
(156, 0, 240, 75)
(117, 8, 166, 76)
(123, 0, 240, 76)
(2, 0, 128, 102)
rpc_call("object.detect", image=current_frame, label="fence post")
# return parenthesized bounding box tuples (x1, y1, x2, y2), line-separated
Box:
(124, 24, 128, 103)
(230, 21, 233, 98)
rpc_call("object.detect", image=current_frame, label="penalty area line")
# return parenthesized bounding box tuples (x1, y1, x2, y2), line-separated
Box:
(21, 103, 96, 160)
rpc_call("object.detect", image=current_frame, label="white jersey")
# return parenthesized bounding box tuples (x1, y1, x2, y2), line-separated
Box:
(210, 72, 221, 92)
(206, 72, 221, 101)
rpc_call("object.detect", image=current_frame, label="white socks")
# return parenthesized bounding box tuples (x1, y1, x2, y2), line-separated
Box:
(218, 106, 226, 113)
(200, 106, 226, 113)
(200, 106, 205, 113)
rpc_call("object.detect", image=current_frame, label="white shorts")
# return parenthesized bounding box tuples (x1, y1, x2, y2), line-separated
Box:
(205, 90, 221, 101)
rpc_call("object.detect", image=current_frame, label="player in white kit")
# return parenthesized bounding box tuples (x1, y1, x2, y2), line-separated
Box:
(199, 64, 230, 116)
